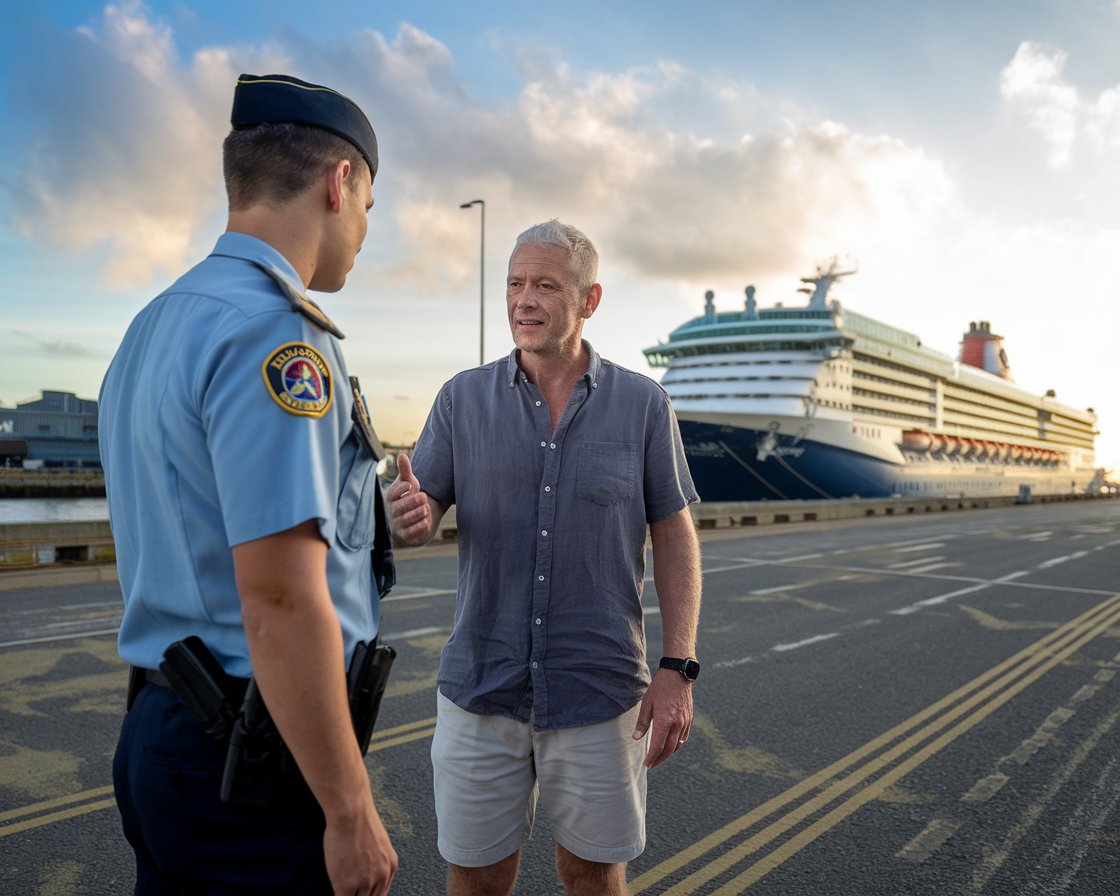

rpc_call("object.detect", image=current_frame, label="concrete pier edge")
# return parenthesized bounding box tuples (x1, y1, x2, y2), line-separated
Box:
(2, 491, 1111, 591)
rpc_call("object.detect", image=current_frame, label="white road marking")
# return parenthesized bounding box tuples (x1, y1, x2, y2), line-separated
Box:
(772, 632, 840, 652)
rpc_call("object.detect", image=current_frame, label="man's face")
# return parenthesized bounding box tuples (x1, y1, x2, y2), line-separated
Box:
(312, 161, 373, 293)
(506, 243, 596, 360)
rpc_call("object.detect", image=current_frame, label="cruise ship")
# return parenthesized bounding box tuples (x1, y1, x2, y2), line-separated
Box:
(643, 260, 1098, 501)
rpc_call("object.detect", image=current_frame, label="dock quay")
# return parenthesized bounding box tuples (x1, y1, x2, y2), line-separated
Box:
(1, 491, 1111, 581)
(0, 469, 105, 498)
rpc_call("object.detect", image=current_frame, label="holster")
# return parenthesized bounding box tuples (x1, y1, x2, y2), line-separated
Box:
(156, 635, 243, 740)
(220, 678, 300, 807)
(348, 640, 397, 755)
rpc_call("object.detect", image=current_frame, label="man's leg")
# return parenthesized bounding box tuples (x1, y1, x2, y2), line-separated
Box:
(555, 843, 628, 896)
(432, 693, 537, 892)
(536, 704, 649, 890)
(447, 851, 521, 896)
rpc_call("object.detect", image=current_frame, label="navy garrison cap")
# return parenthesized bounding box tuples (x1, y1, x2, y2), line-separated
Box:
(231, 73, 378, 179)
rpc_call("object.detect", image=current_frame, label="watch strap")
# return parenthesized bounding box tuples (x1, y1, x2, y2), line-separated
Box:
(659, 656, 700, 681)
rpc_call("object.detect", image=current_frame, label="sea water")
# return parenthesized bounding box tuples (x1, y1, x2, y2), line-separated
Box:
(0, 497, 109, 524)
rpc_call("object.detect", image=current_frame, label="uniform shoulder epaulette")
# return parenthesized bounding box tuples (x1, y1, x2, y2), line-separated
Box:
(279, 280, 346, 339)
(253, 260, 346, 339)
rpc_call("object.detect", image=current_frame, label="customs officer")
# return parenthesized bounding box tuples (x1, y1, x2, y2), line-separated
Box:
(99, 73, 397, 895)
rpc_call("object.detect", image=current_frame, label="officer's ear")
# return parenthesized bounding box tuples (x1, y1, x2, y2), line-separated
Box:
(325, 159, 352, 214)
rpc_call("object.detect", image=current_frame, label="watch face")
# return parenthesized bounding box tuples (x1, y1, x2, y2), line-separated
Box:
(683, 660, 700, 681)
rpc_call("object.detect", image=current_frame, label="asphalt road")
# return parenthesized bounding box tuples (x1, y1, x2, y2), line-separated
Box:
(2, 499, 1119, 895)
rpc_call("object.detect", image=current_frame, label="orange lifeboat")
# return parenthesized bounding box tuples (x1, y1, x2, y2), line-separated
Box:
(901, 430, 932, 452)
(942, 436, 961, 457)
(1010, 444, 1024, 462)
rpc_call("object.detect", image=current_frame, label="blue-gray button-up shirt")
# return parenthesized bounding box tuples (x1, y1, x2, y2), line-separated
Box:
(410, 343, 698, 730)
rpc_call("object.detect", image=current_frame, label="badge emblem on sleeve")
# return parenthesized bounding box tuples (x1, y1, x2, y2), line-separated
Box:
(262, 342, 333, 417)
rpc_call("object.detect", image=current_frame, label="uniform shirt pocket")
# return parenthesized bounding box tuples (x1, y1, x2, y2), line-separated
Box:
(336, 425, 380, 551)
(577, 441, 636, 506)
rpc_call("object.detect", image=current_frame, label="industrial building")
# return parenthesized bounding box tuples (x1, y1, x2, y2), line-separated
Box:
(0, 391, 100, 468)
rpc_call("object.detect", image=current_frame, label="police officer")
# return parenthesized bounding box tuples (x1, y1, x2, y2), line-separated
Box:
(99, 73, 397, 894)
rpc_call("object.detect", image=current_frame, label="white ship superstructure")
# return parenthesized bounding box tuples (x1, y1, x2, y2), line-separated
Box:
(644, 261, 1098, 500)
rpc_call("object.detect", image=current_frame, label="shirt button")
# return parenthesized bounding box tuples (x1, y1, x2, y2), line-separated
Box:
(531, 661, 539, 669)
(540, 441, 546, 447)
(541, 530, 548, 537)
(535, 617, 542, 625)
(535, 400, 542, 406)
(550, 443, 556, 449)
(538, 575, 544, 581)
(544, 485, 551, 492)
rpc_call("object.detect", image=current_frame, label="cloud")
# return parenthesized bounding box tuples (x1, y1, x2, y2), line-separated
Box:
(38, 340, 91, 357)
(1000, 39, 1120, 168)
(346, 50, 957, 296)
(5, 6, 958, 305)
(4, 2, 269, 285)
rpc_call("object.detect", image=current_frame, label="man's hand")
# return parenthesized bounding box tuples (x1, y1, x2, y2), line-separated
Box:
(632, 668, 693, 769)
(386, 453, 440, 547)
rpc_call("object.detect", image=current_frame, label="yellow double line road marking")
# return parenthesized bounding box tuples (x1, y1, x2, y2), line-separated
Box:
(0, 717, 439, 838)
(630, 593, 1120, 894)
(369, 715, 437, 752)
(0, 786, 117, 838)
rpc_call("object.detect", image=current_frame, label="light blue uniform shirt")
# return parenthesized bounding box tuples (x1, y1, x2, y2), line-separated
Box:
(99, 232, 383, 677)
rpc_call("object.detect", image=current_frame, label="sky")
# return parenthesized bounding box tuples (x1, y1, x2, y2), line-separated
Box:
(1, 1, 1118, 471)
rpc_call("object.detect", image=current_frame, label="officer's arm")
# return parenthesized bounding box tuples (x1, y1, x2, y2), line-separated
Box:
(233, 519, 397, 893)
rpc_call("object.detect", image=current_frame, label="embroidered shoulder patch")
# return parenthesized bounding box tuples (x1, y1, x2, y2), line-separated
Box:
(262, 342, 333, 418)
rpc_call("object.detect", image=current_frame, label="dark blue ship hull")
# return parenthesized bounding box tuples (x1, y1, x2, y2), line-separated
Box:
(677, 421, 1045, 501)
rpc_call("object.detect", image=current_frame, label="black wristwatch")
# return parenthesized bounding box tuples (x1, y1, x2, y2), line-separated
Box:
(659, 656, 700, 681)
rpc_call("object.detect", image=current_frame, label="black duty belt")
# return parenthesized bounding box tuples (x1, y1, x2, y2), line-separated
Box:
(126, 663, 250, 713)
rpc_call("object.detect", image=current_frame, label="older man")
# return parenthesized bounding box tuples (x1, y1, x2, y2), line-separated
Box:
(389, 219, 702, 896)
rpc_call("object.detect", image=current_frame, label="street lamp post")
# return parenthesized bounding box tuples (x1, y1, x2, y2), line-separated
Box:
(460, 199, 485, 366)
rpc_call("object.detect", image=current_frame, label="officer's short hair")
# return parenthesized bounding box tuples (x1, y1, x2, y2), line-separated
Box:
(513, 220, 599, 296)
(223, 123, 364, 210)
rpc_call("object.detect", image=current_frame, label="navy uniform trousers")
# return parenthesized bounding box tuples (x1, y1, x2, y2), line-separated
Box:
(113, 681, 331, 895)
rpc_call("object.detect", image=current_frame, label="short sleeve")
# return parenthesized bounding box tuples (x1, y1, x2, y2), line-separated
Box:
(196, 311, 344, 547)
(409, 383, 455, 508)
(643, 391, 699, 523)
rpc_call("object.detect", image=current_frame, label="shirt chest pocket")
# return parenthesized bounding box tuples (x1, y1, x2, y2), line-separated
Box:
(337, 424, 381, 551)
(577, 441, 636, 506)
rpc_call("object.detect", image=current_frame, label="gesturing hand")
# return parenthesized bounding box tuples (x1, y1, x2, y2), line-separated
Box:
(386, 453, 434, 546)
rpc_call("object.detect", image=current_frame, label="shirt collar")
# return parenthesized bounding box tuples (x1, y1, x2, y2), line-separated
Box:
(506, 340, 602, 389)
(210, 231, 304, 293)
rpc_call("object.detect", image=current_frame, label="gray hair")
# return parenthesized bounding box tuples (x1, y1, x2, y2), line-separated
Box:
(512, 219, 599, 294)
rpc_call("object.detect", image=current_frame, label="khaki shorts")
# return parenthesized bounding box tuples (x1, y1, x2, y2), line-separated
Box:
(431, 691, 649, 867)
